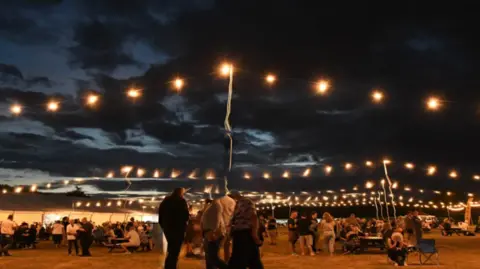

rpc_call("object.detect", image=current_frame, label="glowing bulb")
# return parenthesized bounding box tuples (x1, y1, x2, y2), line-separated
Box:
(371, 90, 384, 103)
(381, 179, 385, 185)
(282, 171, 290, 178)
(449, 170, 458, 179)
(86, 202, 90, 207)
(153, 170, 160, 178)
(174, 78, 184, 90)
(220, 63, 233, 76)
(426, 97, 441, 111)
(324, 165, 333, 175)
(405, 162, 414, 170)
(30, 185, 37, 192)
(345, 163, 353, 170)
(117, 201, 122, 206)
(427, 166, 436, 176)
(76, 202, 82, 207)
(171, 170, 180, 178)
(96, 202, 101, 207)
(47, 101, 59, 112)
(392, 182, 398, 189)
(302, 168, 311, 177)
(365, 181, 374, 189)
(86, 94, 99, 106)
(121, 166, 133, 174)
(265, 74, 276, 84)
(127, 88, 141, 99)
(64, 180, 69, 185)
(206, 171, 215, 180)
(263, 173, 270, 179)
(316, 80, 329, 94)
(15, 187, 23, 193)
(473, 175, 480, 181)
(2, 189, 7, 194)
(10, 104, 22, 115)
(365, 161, 373, 167)
(244, 173, 251, 179)
(383, 159, 391, 165)
(106, 172, 114, 178)
(137, 168, 145, 177)
(107, 202, 112, 207)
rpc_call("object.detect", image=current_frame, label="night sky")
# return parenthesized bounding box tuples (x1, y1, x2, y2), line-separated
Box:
(1, 1, 480, 196)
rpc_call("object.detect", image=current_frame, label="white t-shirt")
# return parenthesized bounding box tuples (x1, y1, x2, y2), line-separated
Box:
(66, 224, 78, 240)
(217, 195, 236, 228)
(0, 219, 16, 235)
(127, 230, 140, 246)
(52, 223, 64, 235)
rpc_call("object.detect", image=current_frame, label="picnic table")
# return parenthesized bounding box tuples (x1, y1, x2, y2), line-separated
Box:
(359, 236, 385, 251)
(104, 238, 130, 253)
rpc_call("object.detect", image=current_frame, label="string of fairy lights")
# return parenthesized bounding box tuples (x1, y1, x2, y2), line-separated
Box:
(5, 62, 451, 116)
(101, 159, 480, 181)
(2, 62, 479, 215)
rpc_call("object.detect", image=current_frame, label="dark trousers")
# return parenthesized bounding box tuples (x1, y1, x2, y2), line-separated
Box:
(80, 237, 92, 256)
(204, 236, 228, 269)
(0, 235, 13, 255)
(164, 230, 185, 269)
(229, 230, 263, 269)
(68, 239, 79, 255)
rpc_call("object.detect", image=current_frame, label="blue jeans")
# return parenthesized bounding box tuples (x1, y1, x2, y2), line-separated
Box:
(204, 236, 228, 269)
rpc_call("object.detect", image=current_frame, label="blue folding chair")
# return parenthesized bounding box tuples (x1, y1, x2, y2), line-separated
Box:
(417, 239, 439, 265)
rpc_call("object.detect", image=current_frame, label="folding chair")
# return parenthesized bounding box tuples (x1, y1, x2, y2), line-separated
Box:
(417, 239, 439, 265)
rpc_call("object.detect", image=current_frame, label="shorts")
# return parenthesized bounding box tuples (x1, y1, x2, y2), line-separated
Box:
(288, 231, 299, 243)
(299, 235, 313, 246)
(52, 234, 63, 244)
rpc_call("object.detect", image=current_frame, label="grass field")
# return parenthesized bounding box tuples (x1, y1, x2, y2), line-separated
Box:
(0, 229, 479, 269)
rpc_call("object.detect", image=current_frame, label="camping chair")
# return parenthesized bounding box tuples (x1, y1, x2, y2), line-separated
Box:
(416, 239, 439, 265)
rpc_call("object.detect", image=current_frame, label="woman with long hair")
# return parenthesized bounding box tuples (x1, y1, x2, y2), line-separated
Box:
(320, 212, 336, 256)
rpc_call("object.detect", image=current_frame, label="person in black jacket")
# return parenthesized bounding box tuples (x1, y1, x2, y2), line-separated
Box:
(158, 187, 190, 269)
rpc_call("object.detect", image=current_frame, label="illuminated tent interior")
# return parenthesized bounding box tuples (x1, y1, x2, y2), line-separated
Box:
(0, 193, 157, 225)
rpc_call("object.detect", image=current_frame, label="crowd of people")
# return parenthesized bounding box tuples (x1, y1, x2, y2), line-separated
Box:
(0, 214, 154, 257)
(0, 187, 453, 268)
(158, 188, 437, 268)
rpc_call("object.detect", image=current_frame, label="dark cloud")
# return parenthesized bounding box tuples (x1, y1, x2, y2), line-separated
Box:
(0, 64, 23, 79)
(1, 0, 480, 187)
(68, 20, 139, 71)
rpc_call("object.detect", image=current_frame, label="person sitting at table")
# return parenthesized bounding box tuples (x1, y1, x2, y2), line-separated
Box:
(387, 228, 407, 266)
(343, 225, 361, 254)
(120, 224, 140, 254)
(381, 222, 393, 244)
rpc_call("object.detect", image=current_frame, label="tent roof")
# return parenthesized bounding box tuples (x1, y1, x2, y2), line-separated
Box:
(0, 193, 156, 214)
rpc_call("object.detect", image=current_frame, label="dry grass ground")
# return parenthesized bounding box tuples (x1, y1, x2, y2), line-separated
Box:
(0, 229, 479, 269)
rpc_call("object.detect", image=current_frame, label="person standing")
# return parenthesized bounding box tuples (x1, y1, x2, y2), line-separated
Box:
(52, 221, 64, 248)
(77, 218, 94, 257)
(309, 211, 319, 253)
(320, 212, 336, 256)
(158, 188, 190, 269)
(287, 210, 299, 255)
(217, 192, 236, 262)
(66, 219, 79, 256)
(404, 212, 415, 245)
(0, 215, 17, 256)
(228, 192, 263, 269)
(412, 210, 423, 245)
(201, 198, 228, 269)
(266, 215, 278, 245)
(297, 211, 314, 256)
